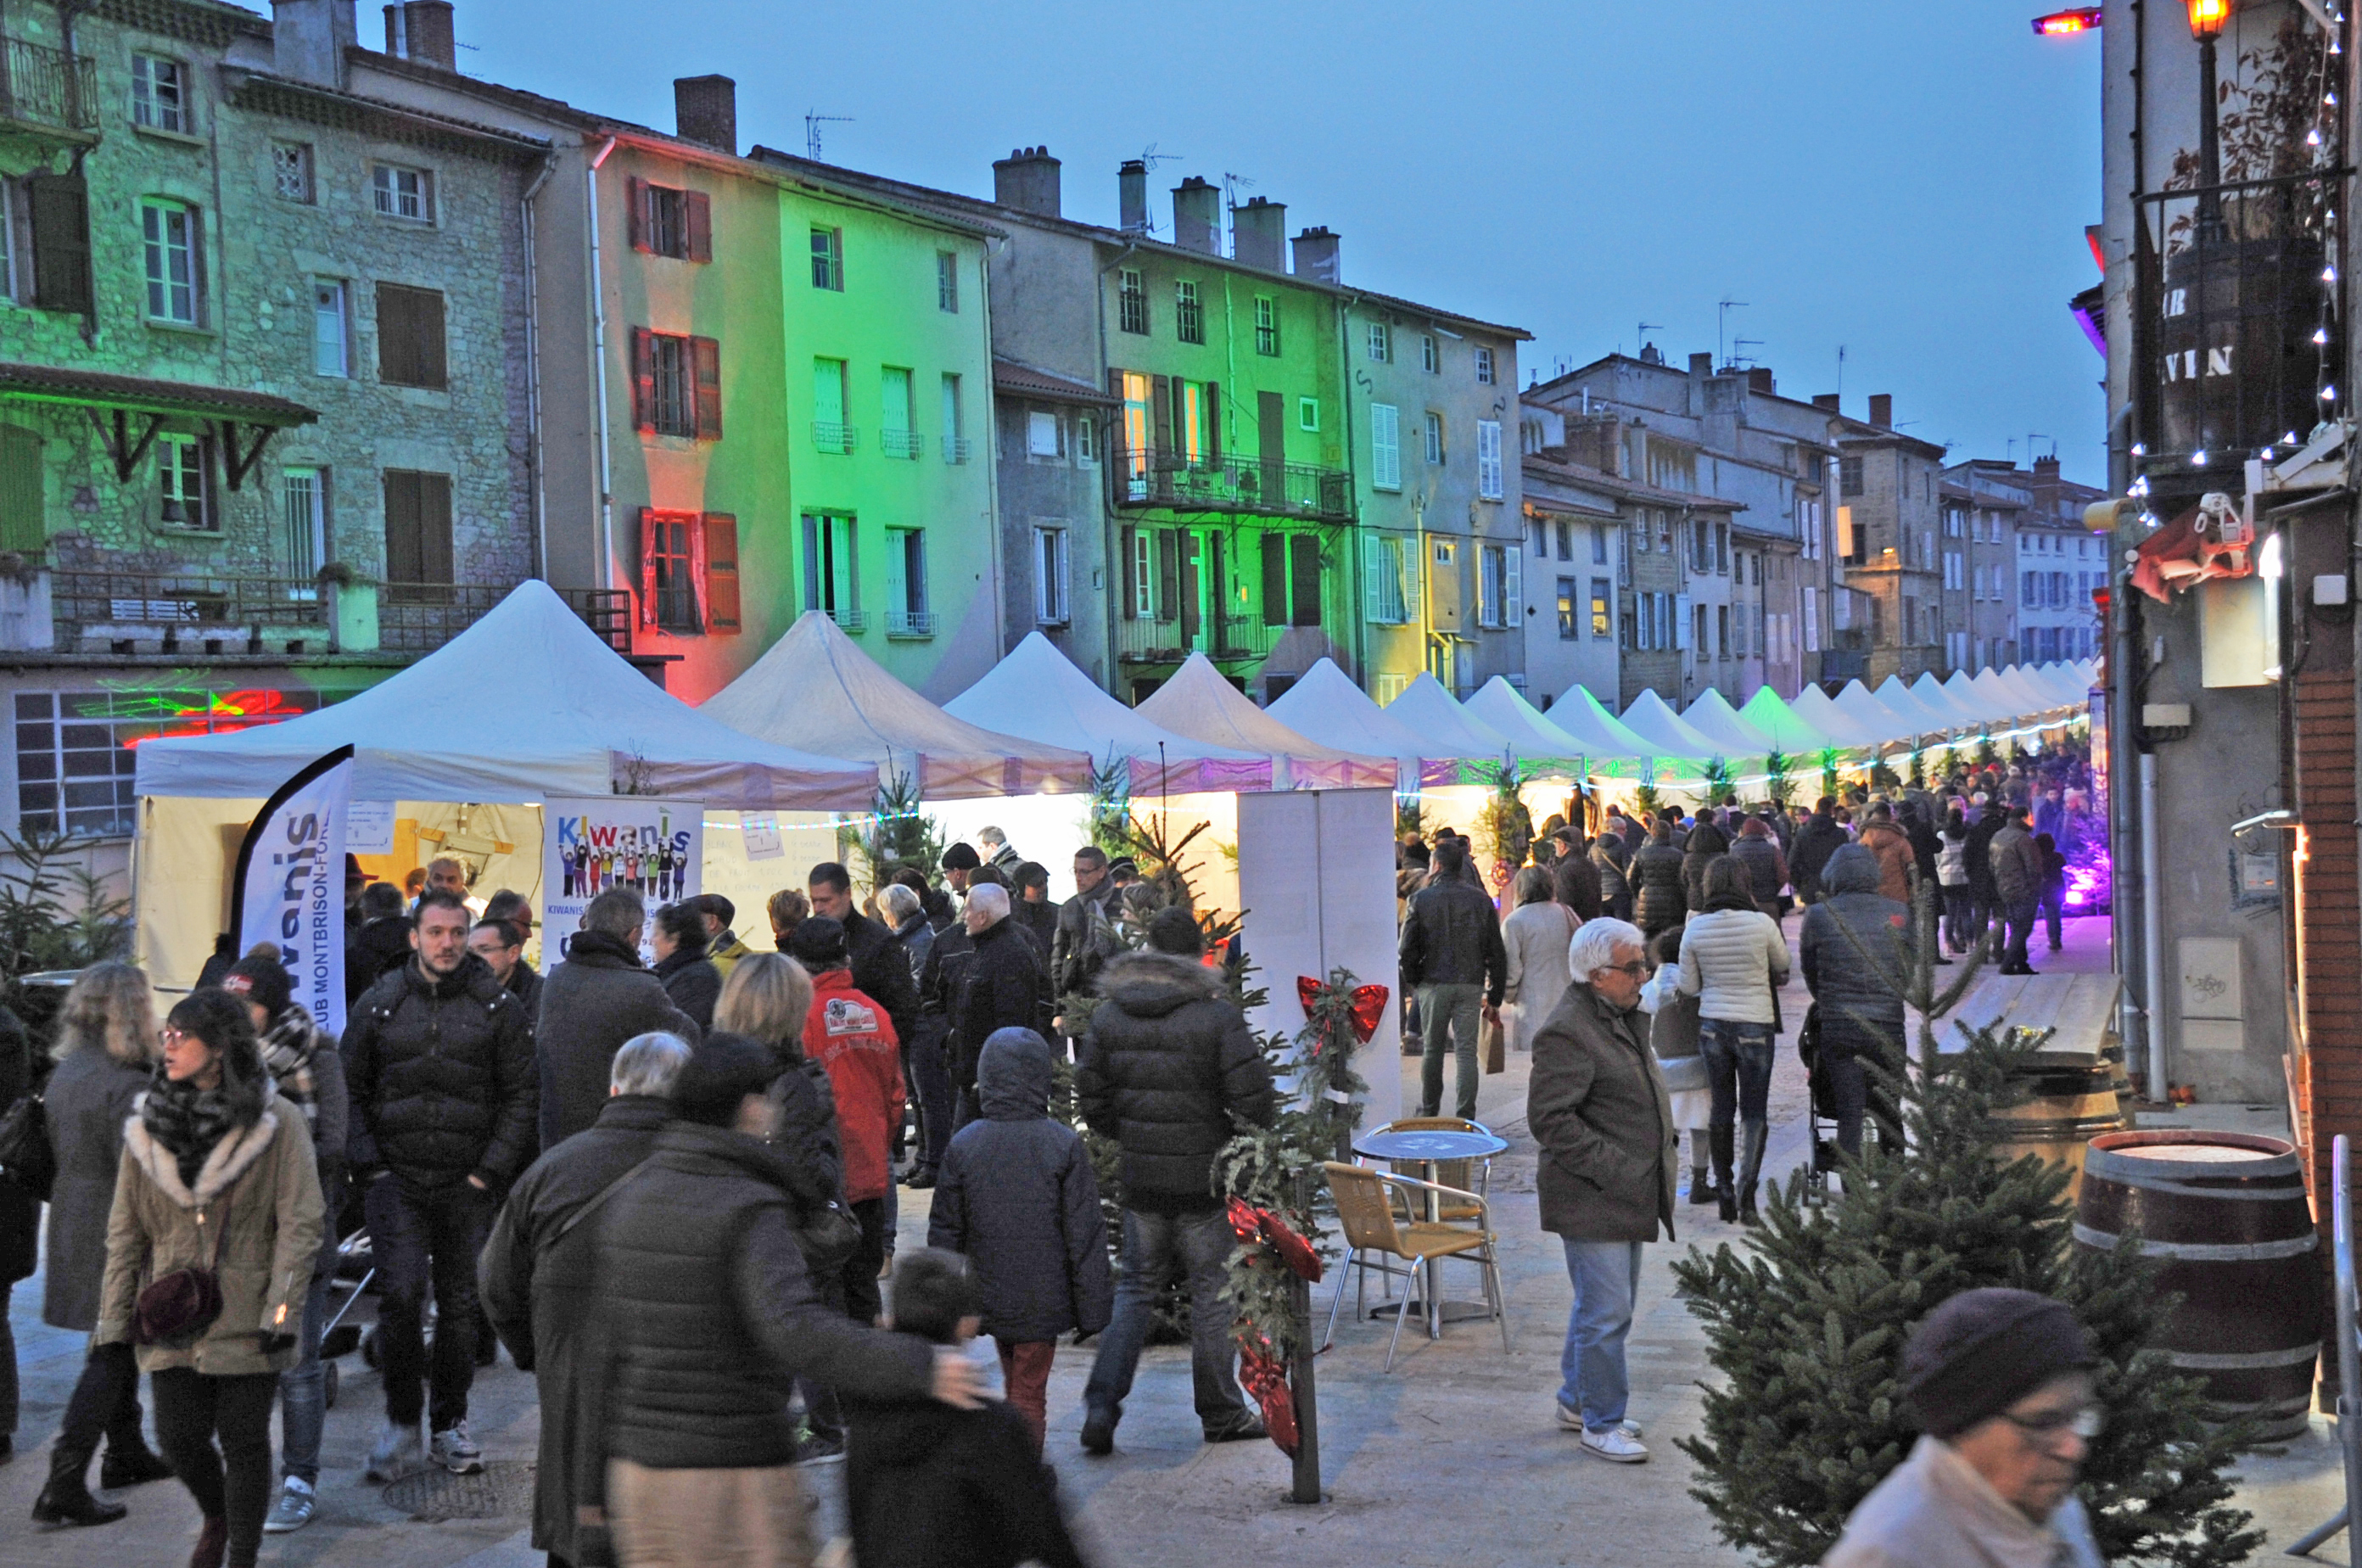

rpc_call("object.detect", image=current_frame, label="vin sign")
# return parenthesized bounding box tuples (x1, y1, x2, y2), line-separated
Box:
(229, 745, 355, 1038)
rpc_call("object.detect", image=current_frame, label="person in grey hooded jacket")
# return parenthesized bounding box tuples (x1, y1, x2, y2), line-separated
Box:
(926, 1028, 1113, 1453)
(1799, 843, 1911, 1157)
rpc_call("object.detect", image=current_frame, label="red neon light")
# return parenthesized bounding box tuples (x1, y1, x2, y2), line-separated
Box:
(2032, 8, 2102, 34)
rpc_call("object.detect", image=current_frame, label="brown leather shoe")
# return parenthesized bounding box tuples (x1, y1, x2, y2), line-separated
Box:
(188, 1514, 228, 1568)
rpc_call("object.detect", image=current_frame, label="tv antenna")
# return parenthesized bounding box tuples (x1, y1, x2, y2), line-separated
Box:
(1636, 320, 1664, 358)
(1731, 336, 1765, 370)
(1717, 297, 1749, 367)
(1836, 344, 1848, 400)
(1221, 171, 1257, 248)
(2028, 432, 2051, 464)
(1137, 143, 1184, 172)
(804, 111, 854, 162)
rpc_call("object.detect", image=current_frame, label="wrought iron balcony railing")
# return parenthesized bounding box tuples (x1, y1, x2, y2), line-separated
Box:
(943, 437, 971, 465)
(1114, 609, 1284, 665)
(51, 570, 326, 649)
(0, 39, 98, 136)
(886, 609, 936, 637)
(1111, 444, 1352, 523)
(878, 429, 924, 460)
(812, 422, 858, 453)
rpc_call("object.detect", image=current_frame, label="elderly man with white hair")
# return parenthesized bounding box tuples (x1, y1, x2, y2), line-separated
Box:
(1525, 916, 1677, 1465)
(944, 881, 1050, 1130)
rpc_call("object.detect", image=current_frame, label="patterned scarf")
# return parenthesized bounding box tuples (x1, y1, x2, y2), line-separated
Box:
(141, 1073, 254, 1193)
(257, 1006, 322, 1134)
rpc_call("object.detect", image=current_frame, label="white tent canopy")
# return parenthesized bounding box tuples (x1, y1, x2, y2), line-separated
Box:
(1911, 672, 1986, 729)
(1832, 680, 1916, 744)
(1792, 683, 1889, 750)
(1384, 675, 1517, 764)
(1621, 688, 1738, 759)
(944, 632, 1271, 795)
(1943, 669, 2002, 725)
(1463, 678, 1592, 771)
(1875, 675, 1957, 736)
(1681, 689, 1777, 756)
(1140, 654, 1393, 790)
(1738, 686, 1836, 756)
(1548, 686, 1665, 763)
(1266, 660, 1424, 788)
(133, 581, 881, 809)
(703, 610, 1091, 799)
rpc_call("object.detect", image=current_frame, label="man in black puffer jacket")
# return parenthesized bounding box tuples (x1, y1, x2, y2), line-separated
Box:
(1799, 843, 1911, 1157)
(1075, 910, 1277, 1454)
(1788, 797, 1850, 906)
(536, 888, 700, 1151)
(943, 885, 1050, 1128)
(589, 1037, 966, 1562)
(345, 889, 537, 1482)
(1630, 820, 1689, 938)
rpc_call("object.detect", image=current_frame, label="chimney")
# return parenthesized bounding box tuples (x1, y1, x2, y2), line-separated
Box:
(992, 146, 1061, 218)
(1688, 351, 1714, 378)
(273, 0, 355, 87)
(2034, 453, 2061, 477)
(674, 75, 737, 155)
(1868, 393, 1893, 429)
(1117, 160, 1149, 235)
(1746, 367, 1773, 395)
(1290, 226, 1341, 283)
(1232, 195, 1285, 271)
(387, 0, 452, 68)
(1172, 176, 1220, 255)
(1812, 393, 1839, 412)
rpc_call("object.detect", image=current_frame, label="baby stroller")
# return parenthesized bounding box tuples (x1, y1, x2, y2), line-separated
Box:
(1796, 1004, 1844, 1208)
(316, 1225, 376, 1408)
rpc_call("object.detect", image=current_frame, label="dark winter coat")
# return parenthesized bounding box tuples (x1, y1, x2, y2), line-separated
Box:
(1551, 848, 1603, 921)
(345, 954, 538, 1193)
(1051, 878, 1121, 996)
(1990, 820, 2047, 905)
(346, 915, 414, 1005)
(590, 1122, 935, 1478)
(1964, 808, 2007, 898)
(767, 1054, 844, 1210)
(1788, 812, 1850, 904)
(1630, 838, 1689, 932)
(0, 1007, 35, 1285)
(652, 949, 722, 1033)
(1906, 810, 1943, 893)
(1589, 832, 1632, 913)
(42, 1044, 152, 1330)
(1075, 953, 1277, 1212)
(1527, 979, 1676, 1244)
(1799, 844, 1911, 1046)
(847, 1399, 1085, 1568)
(1680, 823, 1732, 912)
(890, 910, 936, 986)
(1012, 896, 1061, 965)
(505, 960, 544, 1031)
(479, 1094, 669, 1566)
(1728, 832, 1789, 906)
(946, 919, 1051, 1098)
(842, 909, 922, 1055)
(1397, 876, 1508, 1005)
(927, 1030, 1112, 1344)
(534, 930, 700, 1151)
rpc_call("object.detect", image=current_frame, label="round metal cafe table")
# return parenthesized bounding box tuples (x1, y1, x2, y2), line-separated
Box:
(1347, 1125, 1509, 1326)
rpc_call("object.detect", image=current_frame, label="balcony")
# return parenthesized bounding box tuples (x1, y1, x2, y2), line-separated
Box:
(49, 569, 327, 654)
(812, 422, 858, 454)
(879, 429, 923, 460)
(0, 39, 99, 138)
(2135, 171, 2342, 479)
(943, 438, 971, 465)
(885, 609, 936, 638)
(1115, 611, 1284, 667)
(1111, 445, 1353, 524)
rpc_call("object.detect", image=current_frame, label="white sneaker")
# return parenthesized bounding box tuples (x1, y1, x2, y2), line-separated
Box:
(262, 1476, 316, 1533)
(365, 1420, 423, 1483)
(1553, 1400, 1584, 1431)
(430, 1421, 484, 1476)
(1618, 1418, 1645, 1438)
(1581, 1425, 1649, 1464)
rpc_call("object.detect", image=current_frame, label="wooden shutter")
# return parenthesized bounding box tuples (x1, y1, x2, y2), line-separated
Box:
(1151, 377, 1173, 461)
(1363, 535, 1385, 622)
(415, 473, 453, 585)
(0, 426, 42, 555)
(27, 173, 90, 314)
(626, 176, 649, 253)
(1156, 529, 1179, 623)
(691, 336, 722, 440)
(1120, 525, 1139, 619)
(630, 328, 656, 432)
(685, 191, 712, 263)
(638, 507, 661, 624)
(1203, 382, 1219, 462)
(702, 513, 740, 632)
(383, 471, 419, 585)
(382, 470, 448, 589)
(1290, 535, 1321, 628)
(1260, 534, 1286, 628)
(377, 283, 446, 389)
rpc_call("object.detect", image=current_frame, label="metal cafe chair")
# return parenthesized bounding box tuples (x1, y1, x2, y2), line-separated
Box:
(1320, 1162, 1510, 1372)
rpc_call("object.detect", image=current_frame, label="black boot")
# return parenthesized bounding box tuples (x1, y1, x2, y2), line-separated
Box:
(1710, 1125, 1737, 1223)
(1737, 1120, 1769, 1225)
(98, 1444, 172, 1489)
(31, 1448, 126, 1528)
(1686, 1167, 1716, 1205)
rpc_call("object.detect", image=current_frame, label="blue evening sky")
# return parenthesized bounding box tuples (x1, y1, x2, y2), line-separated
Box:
(458, 2, 2107, 484)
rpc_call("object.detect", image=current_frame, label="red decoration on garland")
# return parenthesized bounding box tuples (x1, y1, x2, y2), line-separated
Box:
(1238, 1341, 1298, 1456)
(1296, 977, 1391, 1044)
(1224, 1196, 1324, 1456)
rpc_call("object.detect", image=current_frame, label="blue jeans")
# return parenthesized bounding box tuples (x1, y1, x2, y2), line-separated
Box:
(277, 1267, 334, 1484)
(1083, 1207, 1251, 1433)
(1558, 1239, 1642, 1431)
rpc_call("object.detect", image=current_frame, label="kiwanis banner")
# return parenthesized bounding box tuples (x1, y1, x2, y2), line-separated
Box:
(542, 797, 702, 963)
(229, 745, 355, 1038)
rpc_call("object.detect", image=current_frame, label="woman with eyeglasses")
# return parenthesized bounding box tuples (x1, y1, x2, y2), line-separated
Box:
(94, 989, 323, 1568)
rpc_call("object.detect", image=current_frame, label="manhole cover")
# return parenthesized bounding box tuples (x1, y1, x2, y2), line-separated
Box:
(381, 1460, 536, 1522)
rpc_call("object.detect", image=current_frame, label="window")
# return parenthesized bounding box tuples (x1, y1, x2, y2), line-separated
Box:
(801, 512, 859, 626)
(1175, 280, 1203, 344)
(140, 200, 197, 324)
(1944, 552, 1962, 591)
(887, 527, 929, 635)
(1550, 521, 1570, 559)
(1475, 345, 1496, 384)
(132, 54, 185, 132)
(1258, 534, 1323, 629)
(14, 692, 204, 837)
(1717, 604, 1731, 659)
(1801, 497, 1822, 558)
(1369, 403, 1401, 491)
(812, 357, 850, 451)
(377, 283, 448, 389)
(1367, 321, 1390, 361)
(278, 468, 325, 587)
(1027, 409, 1063, 459)
(643, 512, 700, 633)
(372, 163, 433, 222)
(382, 469, 453, 592)
(625, 331, 720, 439)
(880, 367, 916, 457)
(1073, 410, 1095, 465)
(1557, 576, 1577, 640)
(810, 227, 842, 290)
(1479, 544, 1508, 627)
(630, 179, 711, 262)
(1254, 295, 1279, 356)
(1592, 524, 1609, 565)
(1297, 396, 1318, 433)
(938, 251, 959, 313)
(1117, 268, 1146, 334)
(1363, 534, 1415, 624)
(1420, 334, 1438, 373)
(158, 434, 210, 529)
(311, 280, 347, 377)
(1476, 419, 1503, 501)
(26, 172, 89, 314)
(1803, 585, 1821, 652)
(0, 183, 14, 300)
(272, 143, 314, 204)
(942, 373, 966, 463)
(1713, 522, 1728, 574)
(1423, 412, 1443, 466)
(1839, 456, 1864, 497)
(1032, 527, 1069, 625)
(1591, 578, 1612, 639)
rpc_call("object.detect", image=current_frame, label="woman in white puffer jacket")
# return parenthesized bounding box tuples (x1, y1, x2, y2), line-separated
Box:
(1676, 856, 1790, 1224)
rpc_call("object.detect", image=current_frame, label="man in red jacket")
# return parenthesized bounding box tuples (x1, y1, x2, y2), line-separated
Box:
(792, 917, 906, 1327)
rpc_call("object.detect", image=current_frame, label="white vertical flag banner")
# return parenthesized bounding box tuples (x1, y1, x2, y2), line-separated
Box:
(543, 797, 702, 965)
(230, 745, 355, 1038)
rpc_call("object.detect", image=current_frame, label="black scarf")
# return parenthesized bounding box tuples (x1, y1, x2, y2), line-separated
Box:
(141, 1072, 264, 1192)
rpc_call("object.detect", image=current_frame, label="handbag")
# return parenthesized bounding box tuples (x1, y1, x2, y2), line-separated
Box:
(134, 1206, 231, 1347)
(1481, 1011, 1506, 1075)
(0, 1093, 52, 1201)
(792, 1198, 864, 1280)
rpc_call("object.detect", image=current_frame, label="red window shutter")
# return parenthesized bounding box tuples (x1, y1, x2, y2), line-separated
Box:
(636, 507, 660, 625)
(691, 336, 723, 440)
(626, 176, 649, 253)
(685, 191, 712, 264)
(630, 328, 656, 433)
(686, 510, 710, 629)
(702, 512, 740, 632)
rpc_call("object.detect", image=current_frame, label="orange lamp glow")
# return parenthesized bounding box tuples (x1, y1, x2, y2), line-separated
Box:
(2187, 0, 2232, 38)
(2032, 8, 2102, 34)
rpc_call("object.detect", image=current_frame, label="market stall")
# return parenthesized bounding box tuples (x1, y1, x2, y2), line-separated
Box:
(1139, 655, 1394, 791)
(1266, 658, 1434, 789)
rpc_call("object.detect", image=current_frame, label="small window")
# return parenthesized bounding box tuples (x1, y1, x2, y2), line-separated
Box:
(1592, 524, 1608, 565)
(810, 226, 842, 290)
(1839, 455, 1864, 496)
(631, 181, 711, 262)
(272, 143, 314, 204)
(1073, 412, 1095, 465)
(1591, 578, 1612, 640)
(1117, 267, 1146, 334)
(941, 373, 966, 462)
(140, 199, 197, 324)
(1027, 409, 1063, 459)
(1553, 521, 1572, 559)
(0, 182, 17, 301)
(880, 367, 916, 457)
(937, 250, 959, 313)
(1420, 334, 1438, 373)
(1369, 403, 1400, 491)
(1556, 576, 1576, 640)
(1476, 419, 1503, 501)
(1367, 321, 1390, 361)
(372, 164, 433, 223)
(1297, 396, 1318, 433)
(1475, 346, 1496, 384)
(887, 525, 929, 635)
(158, 434, 210, 529)
(803, 512, 859, 624)
(648, 334, 691, 436)
(312, 279, 348, 377)
(644, 512, 700, 634)
(132, 54, 186, 133)
(811, 357, 851, 451)
(1253, 295, 1278, 356)
(281, 468, 325, 585)
(1033, 527, 1070, 625)
(26, 171, 91, 315)
(1175, 280, 1203, 344)
(1423, 411, 1442, 466)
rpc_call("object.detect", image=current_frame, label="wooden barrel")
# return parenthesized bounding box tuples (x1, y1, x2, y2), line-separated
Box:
(2074, 1131, 2321, 1440)
(1983, 1056, 2129, 1195)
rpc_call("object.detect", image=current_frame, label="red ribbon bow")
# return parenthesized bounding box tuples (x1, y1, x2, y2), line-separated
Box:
(1297, 977, 1391, 1044)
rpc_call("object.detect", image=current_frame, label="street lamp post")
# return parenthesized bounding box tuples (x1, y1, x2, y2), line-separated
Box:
(2190, 0, 2232, 238)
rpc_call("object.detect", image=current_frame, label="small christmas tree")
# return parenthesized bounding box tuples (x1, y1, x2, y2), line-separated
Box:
(848, 770, 944, 893)
(1763, 748, 1794, 810)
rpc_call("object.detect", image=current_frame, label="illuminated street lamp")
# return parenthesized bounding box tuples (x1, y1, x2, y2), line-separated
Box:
(2030, 7, 2102, 34)
(2190, 0, 2231, 236)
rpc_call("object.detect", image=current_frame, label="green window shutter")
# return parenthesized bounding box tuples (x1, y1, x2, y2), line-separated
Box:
(1363, 534, 1384, 623)
(1156, 529, 1179, 623)
(1260, 533, 1286, 628)
(0, 426, 43, 555)
(1290, 535, 1322, 628)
